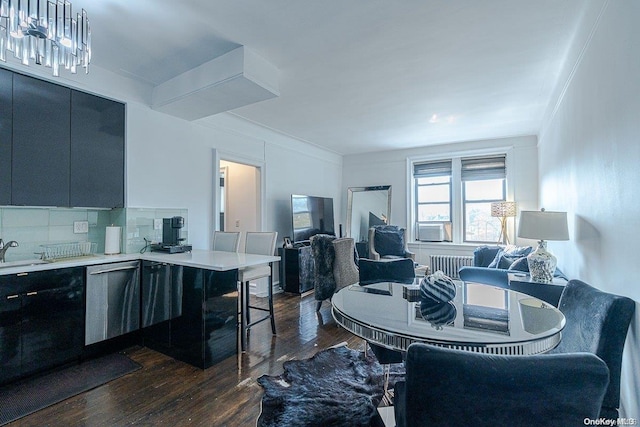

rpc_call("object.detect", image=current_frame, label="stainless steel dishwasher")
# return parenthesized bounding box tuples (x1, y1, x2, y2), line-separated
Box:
(85, 261, 141, 345)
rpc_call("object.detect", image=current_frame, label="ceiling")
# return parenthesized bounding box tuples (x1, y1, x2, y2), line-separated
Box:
(70, 0, 592, 155)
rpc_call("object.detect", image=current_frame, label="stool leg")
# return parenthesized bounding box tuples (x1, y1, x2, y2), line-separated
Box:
(268, 269, 276, 335)
(316, 300, 323, 312)
(240, 280, 247, 352)
(245, 280, 251, 325)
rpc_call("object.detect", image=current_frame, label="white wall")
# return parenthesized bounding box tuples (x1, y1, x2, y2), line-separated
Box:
(342, 136, 538, 265)
(538, 0, 640, 415)
(124, 104, 343, 251)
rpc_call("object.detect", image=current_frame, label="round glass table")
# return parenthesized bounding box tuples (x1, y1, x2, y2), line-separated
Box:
(331, 280, 565, 355)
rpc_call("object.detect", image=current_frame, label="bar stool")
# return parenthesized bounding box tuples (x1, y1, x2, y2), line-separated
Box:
(212, 231, 241, 252)
(238, 231, 278, 351)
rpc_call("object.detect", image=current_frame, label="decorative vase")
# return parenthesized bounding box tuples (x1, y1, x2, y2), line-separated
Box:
(527, 240, 556, 283)
(419, 270, 457, 304)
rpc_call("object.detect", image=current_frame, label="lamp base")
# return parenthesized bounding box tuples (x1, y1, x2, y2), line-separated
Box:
(527, 240, 556, 284)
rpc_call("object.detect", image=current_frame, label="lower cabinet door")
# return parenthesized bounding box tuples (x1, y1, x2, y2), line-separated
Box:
(20, 271, 84, 377)
(0, 292, 22, 384)
(170, 266, 205, 368)
(203, 269, 238, 366)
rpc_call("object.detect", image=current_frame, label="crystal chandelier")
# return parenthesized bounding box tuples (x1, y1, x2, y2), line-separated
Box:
(0, 0, 90, 77)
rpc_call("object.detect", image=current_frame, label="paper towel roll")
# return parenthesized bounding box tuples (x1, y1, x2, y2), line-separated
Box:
(105, 226, 122, 255)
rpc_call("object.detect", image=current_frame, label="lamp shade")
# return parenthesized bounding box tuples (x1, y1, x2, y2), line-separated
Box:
(491, 201, 517, 218)
(517, 210, 569, 241)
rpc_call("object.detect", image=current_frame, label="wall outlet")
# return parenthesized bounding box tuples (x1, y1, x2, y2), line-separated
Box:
(154, 219, 163, 230)
(73, 220, 89, 234)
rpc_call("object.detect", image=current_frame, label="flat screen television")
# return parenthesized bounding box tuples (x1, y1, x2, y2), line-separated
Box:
(291, 194, 335, 243)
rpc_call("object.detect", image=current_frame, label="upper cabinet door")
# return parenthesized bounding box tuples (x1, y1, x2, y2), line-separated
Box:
(12, 74, 71, 207)
(70, 91, 125, 208)
(0, 69, 12, 205)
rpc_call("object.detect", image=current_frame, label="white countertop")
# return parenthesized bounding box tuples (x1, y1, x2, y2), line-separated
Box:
(0, 249, 280, 276)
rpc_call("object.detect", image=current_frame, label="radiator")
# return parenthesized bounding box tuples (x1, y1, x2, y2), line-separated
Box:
(429, 255, 474, 279)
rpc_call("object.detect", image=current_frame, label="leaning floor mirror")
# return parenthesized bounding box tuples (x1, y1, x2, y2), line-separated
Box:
(346, 186, 392, 257)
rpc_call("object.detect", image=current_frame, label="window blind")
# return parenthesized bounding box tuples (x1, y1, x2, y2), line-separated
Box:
(413, 160, 452, 178)
(461, 155, 506, 181)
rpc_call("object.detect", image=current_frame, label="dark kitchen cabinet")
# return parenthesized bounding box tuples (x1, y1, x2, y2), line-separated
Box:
(0, 267, 84, 385)
(70, 90, 125, 208)
(12, 73, 71, 207)
(142, 263, 238, 369)
(0, 68, 12, 205)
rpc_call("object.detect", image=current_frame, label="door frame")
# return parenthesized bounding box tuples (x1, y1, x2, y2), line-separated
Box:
(212, 149, 266, 246)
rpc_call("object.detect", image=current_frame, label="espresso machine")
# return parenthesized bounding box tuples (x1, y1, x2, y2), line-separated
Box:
(151, 216, 192, 253)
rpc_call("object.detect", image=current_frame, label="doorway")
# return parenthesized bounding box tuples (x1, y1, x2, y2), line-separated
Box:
(218, 159, 261, 247)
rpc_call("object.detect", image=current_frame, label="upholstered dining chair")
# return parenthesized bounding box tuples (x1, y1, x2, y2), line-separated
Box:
(238, 231, 278, 351)
(212, 231, 241, 252)
(368, 225, 415, 261)
(394, 343, 609, 427)
(311, 235, 359, 311)
(358, 257, 416, 366)
(358, 258, 415, 286)
(548, 279, 635, 418)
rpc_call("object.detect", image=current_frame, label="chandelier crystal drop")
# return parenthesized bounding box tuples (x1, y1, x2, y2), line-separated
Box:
(0, 0, 90, 77)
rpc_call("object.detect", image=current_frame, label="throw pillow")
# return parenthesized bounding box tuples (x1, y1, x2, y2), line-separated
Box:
(487, 249, 504, 268)
(473, 245, 503, 267)
(508, 256, 529, 273)
(374, 228, 405, 257)
(492, 245, 533, 269)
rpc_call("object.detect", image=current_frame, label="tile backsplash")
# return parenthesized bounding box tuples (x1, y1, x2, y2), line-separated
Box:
(0, 206, 189, 261)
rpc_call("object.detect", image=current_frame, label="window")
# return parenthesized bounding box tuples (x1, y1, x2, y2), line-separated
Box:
(414, 160, 452, 224)
(462, 156, 506, 243)
(412, 154, 507, 244)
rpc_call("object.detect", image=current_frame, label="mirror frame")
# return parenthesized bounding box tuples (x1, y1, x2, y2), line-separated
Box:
(346, 185, 392, 241)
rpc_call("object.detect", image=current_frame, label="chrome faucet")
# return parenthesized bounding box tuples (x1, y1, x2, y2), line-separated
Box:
(0, 239, 19, 263)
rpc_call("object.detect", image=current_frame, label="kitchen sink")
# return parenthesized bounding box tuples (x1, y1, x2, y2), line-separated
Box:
(0, 259, 50, 269)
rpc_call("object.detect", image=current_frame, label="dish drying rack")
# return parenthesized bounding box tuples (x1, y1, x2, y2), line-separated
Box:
(39, 242, 97, 261)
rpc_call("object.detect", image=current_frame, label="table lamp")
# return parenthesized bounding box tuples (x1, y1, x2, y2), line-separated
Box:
(491, 201, 517, 245)
(517, 209, 569, 283)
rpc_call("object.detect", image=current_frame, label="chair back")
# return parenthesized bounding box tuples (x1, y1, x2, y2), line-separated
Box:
(551, 279, 635, 416)
(331, 237, 359, 290)
(358, 258, 415, 285)
(395, 343, 609, 427)
(212, 231, 241, 252)
(244, 231, 278, 256)
(310, 234, 337, 302)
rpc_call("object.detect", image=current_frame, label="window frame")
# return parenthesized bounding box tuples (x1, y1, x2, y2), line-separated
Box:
(408, 149, 513, 245)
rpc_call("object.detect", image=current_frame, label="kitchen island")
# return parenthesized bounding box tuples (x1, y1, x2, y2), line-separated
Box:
(0, 249, 280, 382)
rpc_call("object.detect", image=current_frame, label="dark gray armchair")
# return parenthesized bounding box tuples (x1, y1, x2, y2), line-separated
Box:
(394, 343, 609, 427)
(548, 279, 635, 418)
(310, 235, 359, 311)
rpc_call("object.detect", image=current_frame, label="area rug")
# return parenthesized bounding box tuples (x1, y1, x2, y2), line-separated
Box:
(0, 353, 141, 426)
(256, 345, 404, 427)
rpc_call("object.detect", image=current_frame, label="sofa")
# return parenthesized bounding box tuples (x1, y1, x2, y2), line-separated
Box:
(458, 245, 567, 289)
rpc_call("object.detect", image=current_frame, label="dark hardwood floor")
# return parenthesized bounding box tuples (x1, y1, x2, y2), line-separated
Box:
(9, 291, 365, 427)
